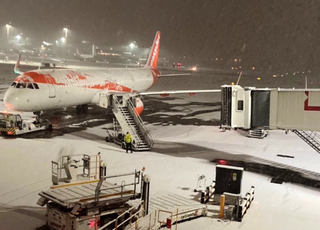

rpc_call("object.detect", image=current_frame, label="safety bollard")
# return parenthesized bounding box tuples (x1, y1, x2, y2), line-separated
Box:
(219, 195, 225, 218)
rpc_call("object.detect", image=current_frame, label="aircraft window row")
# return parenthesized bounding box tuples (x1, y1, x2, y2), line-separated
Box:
(11, 82, 39, 89)
(56, 82, 101, 87)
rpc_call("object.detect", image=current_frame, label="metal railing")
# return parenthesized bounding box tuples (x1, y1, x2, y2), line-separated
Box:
(51, 153, 101, 185)
(98, 201, 144, 230)
(112, 95, 153, 149)
(95, 170, 141, 203)
(293, 130, 320, 154)
(127, 98, 154, 147)
(112, 96, 141, 142)
(124, 209, 158, 230)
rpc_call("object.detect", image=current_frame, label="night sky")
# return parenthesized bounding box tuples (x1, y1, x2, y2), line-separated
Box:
(1, 0, 320, 72)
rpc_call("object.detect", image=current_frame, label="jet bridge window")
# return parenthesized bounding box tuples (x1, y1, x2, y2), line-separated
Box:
(237, 100, 244, 111)
(11, 82, 17, 88)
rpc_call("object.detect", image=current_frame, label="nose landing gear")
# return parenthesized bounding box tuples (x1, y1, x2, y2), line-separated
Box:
(33, 111, 52, 130)
(33, 111, 44, 124)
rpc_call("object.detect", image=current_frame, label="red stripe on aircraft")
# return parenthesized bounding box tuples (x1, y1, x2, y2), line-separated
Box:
(14, 71, 133, 93)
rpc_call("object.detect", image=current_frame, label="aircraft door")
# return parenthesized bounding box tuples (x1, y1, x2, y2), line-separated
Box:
(44, 75, 56, 98)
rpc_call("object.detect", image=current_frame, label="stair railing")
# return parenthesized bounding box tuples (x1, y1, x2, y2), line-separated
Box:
(127, 99, 154, 147)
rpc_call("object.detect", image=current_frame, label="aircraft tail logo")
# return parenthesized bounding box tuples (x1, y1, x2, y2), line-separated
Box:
(145, 31, 161, 69)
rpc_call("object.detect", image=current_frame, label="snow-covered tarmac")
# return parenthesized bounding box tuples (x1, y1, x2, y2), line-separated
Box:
(0, 62, 320, 229)
(1, 123, 320, 230)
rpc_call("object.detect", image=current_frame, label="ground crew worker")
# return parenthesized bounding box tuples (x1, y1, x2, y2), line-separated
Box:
(124, 131, 133, 153)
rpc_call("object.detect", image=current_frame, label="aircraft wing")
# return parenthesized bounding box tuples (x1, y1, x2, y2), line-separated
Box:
(139, 89, 221, 96)
(158, 73, 191, 77)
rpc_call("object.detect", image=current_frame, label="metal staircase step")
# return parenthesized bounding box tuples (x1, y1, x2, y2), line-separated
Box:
(293, 130, 320, 154)
(112, 97, 153, 151)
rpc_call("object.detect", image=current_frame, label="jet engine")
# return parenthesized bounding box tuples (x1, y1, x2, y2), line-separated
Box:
(133, 97, 144, 115)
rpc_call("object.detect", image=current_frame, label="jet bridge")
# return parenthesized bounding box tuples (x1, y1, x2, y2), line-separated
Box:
(221, 85, 320, 153)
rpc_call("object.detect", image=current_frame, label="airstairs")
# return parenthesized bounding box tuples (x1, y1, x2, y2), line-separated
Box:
(292, 130, 320, 154)
(112, 95, 154, 151)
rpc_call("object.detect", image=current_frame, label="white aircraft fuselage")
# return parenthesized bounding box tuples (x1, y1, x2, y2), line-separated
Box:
(4, 31, 162, 113)
(4, 67, 159, 112)
(3, 32, 219, 115)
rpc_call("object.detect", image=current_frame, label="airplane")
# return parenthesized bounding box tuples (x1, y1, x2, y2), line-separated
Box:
(4, 31, 220, 119)
(75, 44, 96, 61)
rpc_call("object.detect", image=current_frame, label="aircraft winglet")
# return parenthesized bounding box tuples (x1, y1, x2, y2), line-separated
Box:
(14, 54, 24, 74)
(145, 31, 161, 69)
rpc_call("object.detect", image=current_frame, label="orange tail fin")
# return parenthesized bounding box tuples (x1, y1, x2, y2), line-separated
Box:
(144, 31, 161, 69)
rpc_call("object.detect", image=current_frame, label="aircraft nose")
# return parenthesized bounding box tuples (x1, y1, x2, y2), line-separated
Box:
(4, 88, 20, 111)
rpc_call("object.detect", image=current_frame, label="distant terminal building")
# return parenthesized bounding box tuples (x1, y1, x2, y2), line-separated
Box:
(73, 41, 169, 66)
(95, 46, 150, 64)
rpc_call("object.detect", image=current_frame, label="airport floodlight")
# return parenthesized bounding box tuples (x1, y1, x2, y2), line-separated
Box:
(129, 43, 135, 49)
(63, 27, 68, 38)
(16, 35, 21, 43)
(63, 27, 69, 65)
(6, 23, 12, 42)
(61, 37, 66, 42)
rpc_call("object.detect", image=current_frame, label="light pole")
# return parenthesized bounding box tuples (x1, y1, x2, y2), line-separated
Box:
(6, 23, 11, 43)
(6, 23, 12, 55)
(129, 42, 136, 60)
(63, 27, 68, 65)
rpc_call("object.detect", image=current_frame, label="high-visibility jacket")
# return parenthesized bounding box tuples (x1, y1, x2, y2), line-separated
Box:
(124, 133, 132, 143)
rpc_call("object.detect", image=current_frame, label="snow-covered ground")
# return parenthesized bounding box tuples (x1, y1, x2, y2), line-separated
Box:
(1, 63, 320, 229)
(1, 116, 320, 229)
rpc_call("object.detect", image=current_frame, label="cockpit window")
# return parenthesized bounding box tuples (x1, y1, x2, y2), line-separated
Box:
(11, 82, 17, 88)
(27, 83, 34, 89)
(16, 83, 26, 89)
(33, 83, 39, 89)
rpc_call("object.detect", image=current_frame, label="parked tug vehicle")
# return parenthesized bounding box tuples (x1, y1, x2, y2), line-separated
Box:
(0, 111, 51, 135)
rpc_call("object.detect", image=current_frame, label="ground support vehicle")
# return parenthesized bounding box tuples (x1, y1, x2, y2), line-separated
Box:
(0, 112, 51, 136)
